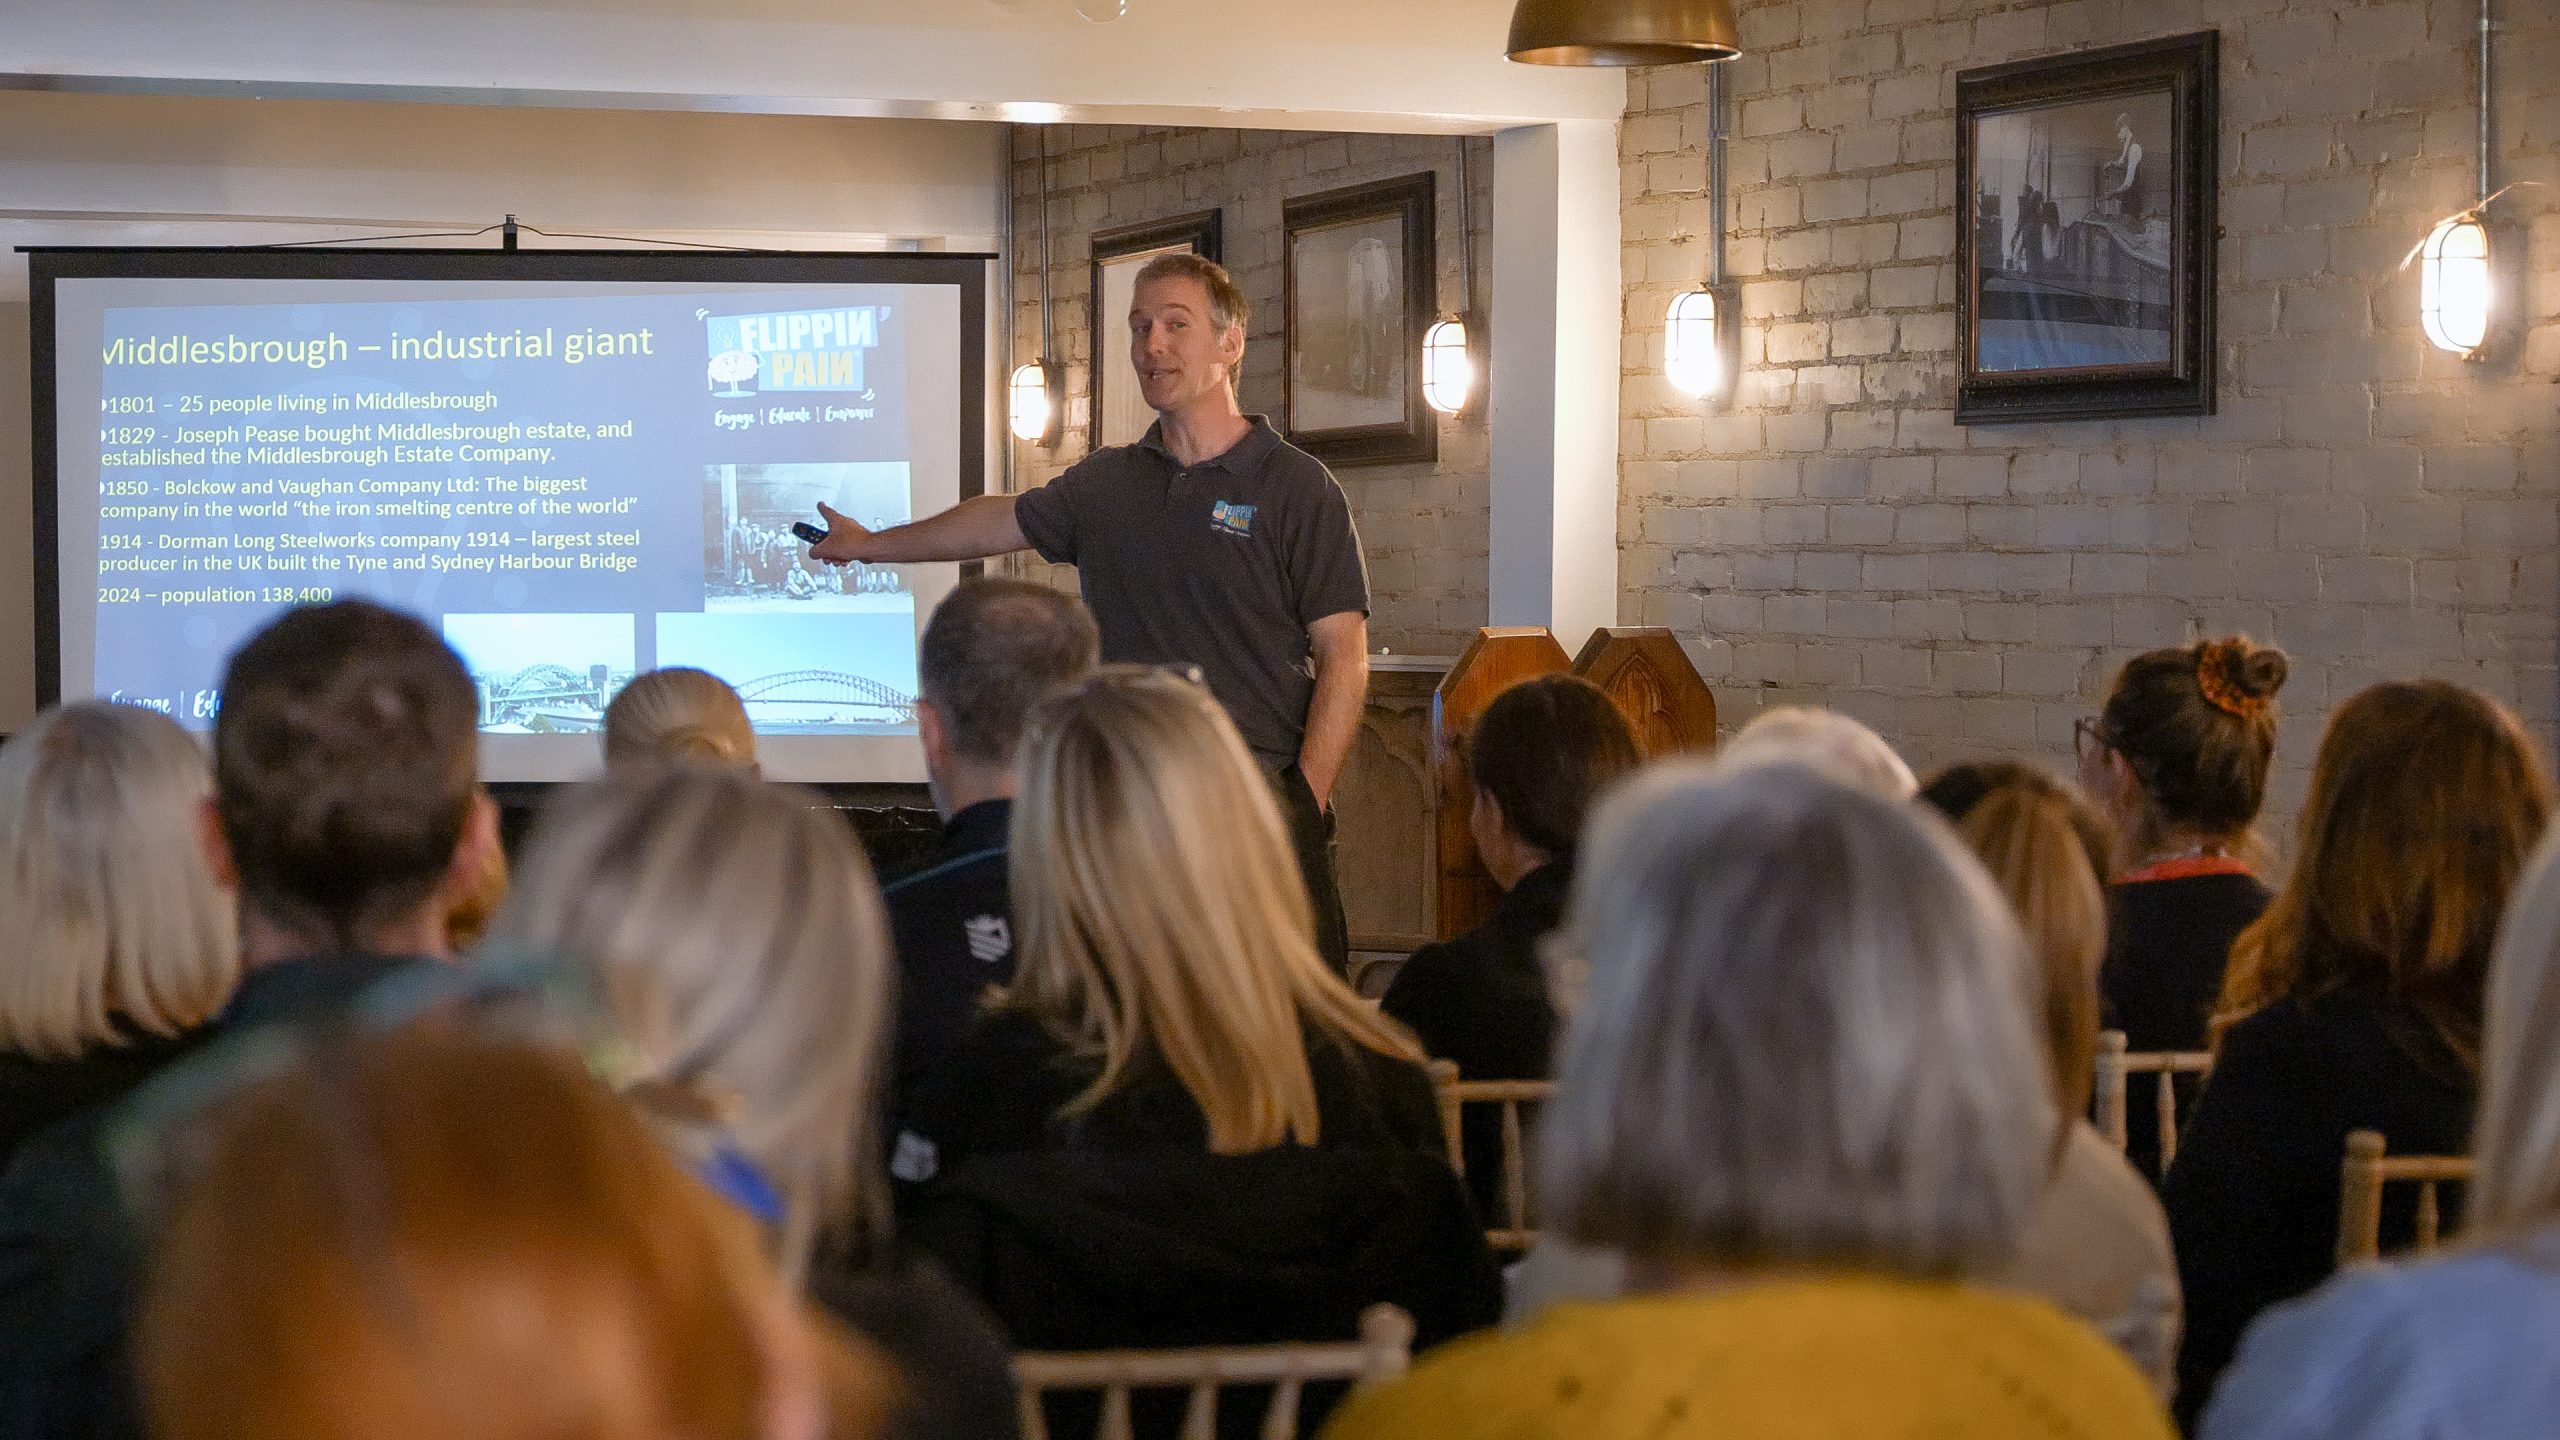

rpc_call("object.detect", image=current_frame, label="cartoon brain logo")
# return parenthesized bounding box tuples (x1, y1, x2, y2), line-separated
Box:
(707, 349, 760, 398)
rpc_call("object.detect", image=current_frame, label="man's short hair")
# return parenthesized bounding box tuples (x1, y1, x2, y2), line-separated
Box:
(918, 580, 1100, 768)
(214, 600, 480, 947)
(1133, 252, 1251, 335)
(1466, 674, 1643, 857)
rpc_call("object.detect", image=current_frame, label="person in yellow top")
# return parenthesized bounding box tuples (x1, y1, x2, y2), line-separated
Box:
(1324, 760, 2175, 1440)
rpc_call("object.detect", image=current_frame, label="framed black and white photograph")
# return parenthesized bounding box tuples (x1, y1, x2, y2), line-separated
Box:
(1283, 172, 1436, 467)
(1956, 31, 2218, 424)
(1089, 210, 1222, 449)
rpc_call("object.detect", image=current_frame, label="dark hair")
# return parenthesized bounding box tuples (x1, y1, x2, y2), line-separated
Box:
(1467, 675, 1643, 857)
(1921, 759, 2115, 885)
(2098, 635, 2289, 842)
(214, 601, 480, 948)
(918, 580, 1100, 768)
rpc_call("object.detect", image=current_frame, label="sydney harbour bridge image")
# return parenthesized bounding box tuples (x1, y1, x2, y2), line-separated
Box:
(476, 664, 917, 733)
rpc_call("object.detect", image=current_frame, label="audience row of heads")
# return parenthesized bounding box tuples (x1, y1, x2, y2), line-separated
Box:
(8, 593, 2560, 1437)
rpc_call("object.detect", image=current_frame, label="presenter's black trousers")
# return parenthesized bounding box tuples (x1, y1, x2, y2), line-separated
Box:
(1274, 764, 1352, 975)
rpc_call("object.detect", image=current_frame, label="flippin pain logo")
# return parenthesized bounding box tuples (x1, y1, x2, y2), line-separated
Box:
(704, 306, 885, 396)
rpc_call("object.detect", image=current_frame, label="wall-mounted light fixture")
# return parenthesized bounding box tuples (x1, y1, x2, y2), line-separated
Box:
(1424, 136, 1478, 416)
(2404, 0, 2540, 362)
(1665, 59, 1738, 400)
(1010, 127, 1063, 444)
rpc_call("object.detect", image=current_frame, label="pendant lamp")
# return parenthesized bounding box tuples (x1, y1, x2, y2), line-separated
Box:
(1506, 0, 1741, 66)
(1013, 126, 1063, 446)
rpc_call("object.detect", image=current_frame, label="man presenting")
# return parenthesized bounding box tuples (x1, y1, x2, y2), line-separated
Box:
(813, 253, 1369, 970)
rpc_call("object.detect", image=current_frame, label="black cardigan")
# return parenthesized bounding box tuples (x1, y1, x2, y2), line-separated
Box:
(2101, 871, 2270, 1183)
(1379, 861, 1568, 1220)
(896, 1007, 1502, 1435)
(2164, 991, 2475, 1429)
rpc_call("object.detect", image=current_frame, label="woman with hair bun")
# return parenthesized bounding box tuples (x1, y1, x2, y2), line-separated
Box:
(2077, 636, 2288, 1182)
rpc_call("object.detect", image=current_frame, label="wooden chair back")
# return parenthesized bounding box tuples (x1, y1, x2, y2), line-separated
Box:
(1012, 1304, 1415, 1440)
(1427, 1059, 1553, 1253)
(2092, 1030, 2214, 1168)
(1570, 626, 1718, 760)
(2336, 1129, 2472, 1266)
(1430, 629, 1570, 938)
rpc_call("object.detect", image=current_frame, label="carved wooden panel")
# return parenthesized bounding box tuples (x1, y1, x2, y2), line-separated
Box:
(1431, 628, 1571, 940)
(1572, 627, 1718, 760)
(1336, 659, 1444, 955)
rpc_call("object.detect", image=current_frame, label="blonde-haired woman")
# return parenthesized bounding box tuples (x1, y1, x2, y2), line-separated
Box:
(496, 766, 1014, 1439)
(899, 668, 1500, 1365)
(2199, 822, 2560, 1439)
(1922, 760, 2181, 1397)
(602, 667, 757, 771)
(0, 703, 237, 1170)
(1326, 762, 2170, 1440)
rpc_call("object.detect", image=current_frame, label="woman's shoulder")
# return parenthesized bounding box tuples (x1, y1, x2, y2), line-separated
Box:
(1324, 1283, 2170, 1440)
(2202, 1244, 2560, 1440)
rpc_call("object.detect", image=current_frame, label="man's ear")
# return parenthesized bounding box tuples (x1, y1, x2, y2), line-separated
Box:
(915, 698, 953, 775)
(441, 789, 502, 906)
(1219, 321, 1246, 373)
(196, 797, 240, 894)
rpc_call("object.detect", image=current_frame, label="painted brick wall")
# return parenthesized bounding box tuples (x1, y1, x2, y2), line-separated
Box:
(1620, 0, 2560, 832)
(1005, 125, 1495, 658)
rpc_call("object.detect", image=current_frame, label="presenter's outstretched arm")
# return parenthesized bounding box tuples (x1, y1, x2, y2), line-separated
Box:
(1298, 611, 1370, 813)
(809, 495, 1028, 566)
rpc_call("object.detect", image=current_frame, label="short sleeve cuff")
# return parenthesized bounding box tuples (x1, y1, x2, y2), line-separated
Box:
(1011, 483, 1075, 566)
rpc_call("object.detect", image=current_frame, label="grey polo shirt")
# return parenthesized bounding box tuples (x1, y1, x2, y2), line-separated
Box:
(1013, 415, 1369, 768)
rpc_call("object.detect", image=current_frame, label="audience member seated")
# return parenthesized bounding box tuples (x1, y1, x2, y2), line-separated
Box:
(136, 1027, 892, 1440)
(2165, 679, 2552, 1427)
(885, 579, 1099, 1137)
(1382, 673, 1638, 1217)
(2201, 823, 2560, 1439)
(2079, 637, 2287, 1183)
(1327, 762, 2171, 1440)
(0, 599, 499, 1438)
(497, 764, 1016, 1440)
(0, 703, 237, 1173)
(1924, 760, 2181, 1396)
(896, 668, 1500, 1417)
(1717, 703, 1917, 797)
(603, 665, 760, 772)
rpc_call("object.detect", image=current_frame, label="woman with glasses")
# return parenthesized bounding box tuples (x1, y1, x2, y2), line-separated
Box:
(897, 667, 1500, 1426)
(2076, 637, 2287, 1183)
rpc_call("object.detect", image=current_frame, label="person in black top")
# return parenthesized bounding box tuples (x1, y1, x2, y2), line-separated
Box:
(0, 600, 501, 1439)
(2165, 679, 2554, 1428)
(2077, 636, 2288, 1182)
(884, 579, 1099, 1145)
(812, 254, 1372, 972)
(0, 703, 239, 1175)
(899, 668, 1499, 1435)
(1382, 674, 1639, 1221)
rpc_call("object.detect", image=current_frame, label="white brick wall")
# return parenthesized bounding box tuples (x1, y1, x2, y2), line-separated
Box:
(1620, 0, 2560, 835)
(1006, 125, 1494, 658)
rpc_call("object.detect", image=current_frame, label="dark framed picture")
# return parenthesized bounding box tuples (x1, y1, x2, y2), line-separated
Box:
(1089, 210, 1222, 449)
(1283, 172, 1437, 467)
(1955, 31, 2218, 424)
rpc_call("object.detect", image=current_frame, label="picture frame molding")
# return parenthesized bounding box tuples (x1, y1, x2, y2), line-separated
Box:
(1282, 170, 1438, 467)
(1088, 208, 1224, 453)
(1954, 29, 2220, 425)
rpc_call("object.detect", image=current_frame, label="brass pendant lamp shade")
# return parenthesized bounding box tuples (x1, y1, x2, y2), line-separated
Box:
(1506, 0, 1742, 65)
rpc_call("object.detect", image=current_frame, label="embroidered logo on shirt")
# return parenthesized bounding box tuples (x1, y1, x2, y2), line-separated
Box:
(1210, 500, 1257, 538)
(965, 915, 1012, 964)
(890, 1130, 939, 1183)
